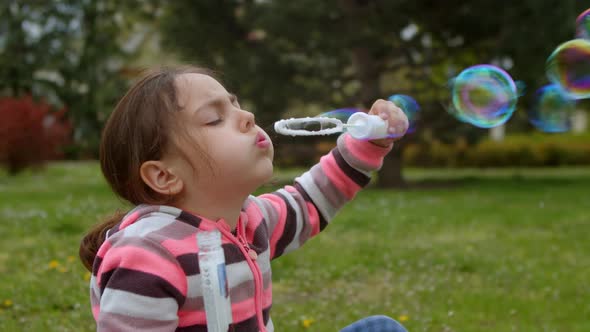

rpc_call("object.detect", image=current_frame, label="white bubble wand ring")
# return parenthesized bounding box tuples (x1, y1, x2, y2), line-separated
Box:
(274, 112, 392, 140)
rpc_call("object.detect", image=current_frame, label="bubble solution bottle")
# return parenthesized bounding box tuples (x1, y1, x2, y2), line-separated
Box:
(197, 230, 232, 332)
(345, 112, 389, 140)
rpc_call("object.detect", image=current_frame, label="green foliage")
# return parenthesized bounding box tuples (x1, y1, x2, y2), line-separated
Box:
(0, 1, 159, 157)
(404, 133, 590, 167)
(158, 0, 587, 121)
(1, 163, 589, 331)
(273, 138, 336, 168)
(159, 0, 436, 123)
(158, 0, 587, 187)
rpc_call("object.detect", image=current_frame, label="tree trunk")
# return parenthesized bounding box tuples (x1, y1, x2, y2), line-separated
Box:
(572, 109, 587, 133)
(340, 0, 406, 188)
(490, 124, 505, 141)
(377, 141, 407, 188)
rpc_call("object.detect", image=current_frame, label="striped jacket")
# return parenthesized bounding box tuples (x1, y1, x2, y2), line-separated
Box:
(90, 133, 392, 331)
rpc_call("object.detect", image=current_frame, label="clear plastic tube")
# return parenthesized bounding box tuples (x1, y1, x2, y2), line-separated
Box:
(197, 230, 232, 332)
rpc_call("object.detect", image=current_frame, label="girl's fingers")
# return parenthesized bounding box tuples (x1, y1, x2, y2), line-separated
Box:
(369, 99, 409, 136)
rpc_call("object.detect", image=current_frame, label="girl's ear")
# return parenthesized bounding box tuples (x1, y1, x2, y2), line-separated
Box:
(139, 160, 184, 196)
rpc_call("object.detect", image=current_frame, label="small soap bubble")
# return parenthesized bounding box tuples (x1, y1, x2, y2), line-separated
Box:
(448, 64, 519, 128)
(318, 108, 362, 122)
(576, 8, 590, 40)
(546, 39, 590, 99)
(528, 84, 576, 133)
(387, 94, 420, 134)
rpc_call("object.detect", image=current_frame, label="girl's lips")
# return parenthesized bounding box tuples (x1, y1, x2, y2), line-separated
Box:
(256, 132, 270, 148)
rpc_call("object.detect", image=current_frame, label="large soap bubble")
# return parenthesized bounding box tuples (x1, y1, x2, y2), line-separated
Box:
(546, 39, 590, 99)
(449, 64, 519, 128)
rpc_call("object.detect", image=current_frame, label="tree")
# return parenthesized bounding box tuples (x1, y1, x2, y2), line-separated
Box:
(0, 0, 159, 157)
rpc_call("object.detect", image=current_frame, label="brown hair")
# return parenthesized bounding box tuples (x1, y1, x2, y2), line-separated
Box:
(79, 66, 215, 271)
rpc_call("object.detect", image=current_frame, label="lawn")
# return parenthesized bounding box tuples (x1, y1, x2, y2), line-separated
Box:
(0, 162, 588, 331)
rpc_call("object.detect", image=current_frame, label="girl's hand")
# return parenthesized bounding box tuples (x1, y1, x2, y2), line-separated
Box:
(367, 99, 409, 147)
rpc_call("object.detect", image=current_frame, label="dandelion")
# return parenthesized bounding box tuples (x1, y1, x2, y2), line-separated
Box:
(67, 256, 75, 262)
(301, 317, 315, 328)
(3, 299, 13, 308)
(398, 314, 409, 323)
(48, 260, 60, 269)
(84, 271, 91, 281)
(58, 267, 68, 273)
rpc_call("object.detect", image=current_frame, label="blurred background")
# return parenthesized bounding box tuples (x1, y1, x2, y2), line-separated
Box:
(1, 0, 588, 183)
(1, 1, 589, 331)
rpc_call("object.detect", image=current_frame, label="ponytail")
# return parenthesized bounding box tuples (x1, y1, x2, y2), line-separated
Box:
(79, 211, 126, 272)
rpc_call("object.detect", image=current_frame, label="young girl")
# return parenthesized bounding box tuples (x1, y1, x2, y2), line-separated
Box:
(80, 66, 409, 332)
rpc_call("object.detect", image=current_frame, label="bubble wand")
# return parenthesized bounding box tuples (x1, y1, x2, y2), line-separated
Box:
(274, 112, 392, 140)
(274, 95, 419, 139)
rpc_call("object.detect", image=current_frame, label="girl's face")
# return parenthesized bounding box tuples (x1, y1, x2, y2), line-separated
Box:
(170, 73, 274, 194)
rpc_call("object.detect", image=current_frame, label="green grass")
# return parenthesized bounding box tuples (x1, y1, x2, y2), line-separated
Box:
(1, 163, 589, 331)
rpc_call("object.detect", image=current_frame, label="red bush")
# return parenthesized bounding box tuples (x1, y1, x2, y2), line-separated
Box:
(0, 95, 72, 174)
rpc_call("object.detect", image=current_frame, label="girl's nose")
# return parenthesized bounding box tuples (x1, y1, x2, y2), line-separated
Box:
(239, 110, 255, 132)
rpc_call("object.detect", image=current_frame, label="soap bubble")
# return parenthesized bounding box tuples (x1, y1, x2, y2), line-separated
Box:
(546, 39, 590, 99)
(528, 84, 576, 133)
(448, 64, 519, 128)
(576, 8, 590, 40)
(314, 108, 360, 133)
(388, 94, 420, 134)
(318, 108, 361, 122)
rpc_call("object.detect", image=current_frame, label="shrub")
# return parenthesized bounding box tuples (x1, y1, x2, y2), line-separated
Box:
(403, 133, 590, 168)
(0, 95, 72, 174)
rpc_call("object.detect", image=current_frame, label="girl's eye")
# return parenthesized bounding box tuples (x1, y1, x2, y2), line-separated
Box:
(206, 118, 223, 126)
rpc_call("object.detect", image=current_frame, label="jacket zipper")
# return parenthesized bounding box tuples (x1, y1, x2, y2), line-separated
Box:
(217, 226, 267, 332)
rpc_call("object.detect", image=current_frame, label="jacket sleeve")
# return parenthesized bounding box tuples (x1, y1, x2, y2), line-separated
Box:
(253, 133, 393, 260)
(91, 236, 186, 331)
